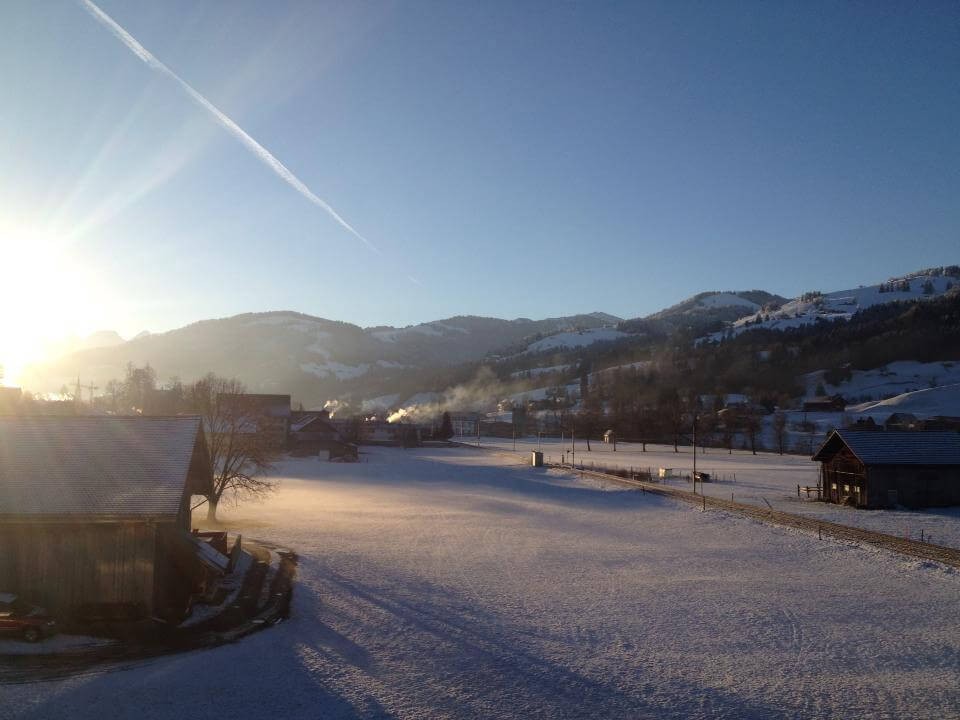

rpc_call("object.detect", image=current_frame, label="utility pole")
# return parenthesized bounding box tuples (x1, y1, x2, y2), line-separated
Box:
(692, 412, 698, 493)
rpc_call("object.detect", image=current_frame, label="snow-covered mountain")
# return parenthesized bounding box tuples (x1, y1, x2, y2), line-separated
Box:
(20, 265, 957, 411)
(21, 311, 625, 401)
(619, 290, 786, 337)
(649, 290, 782, 319)
(703, 269, 959, 342)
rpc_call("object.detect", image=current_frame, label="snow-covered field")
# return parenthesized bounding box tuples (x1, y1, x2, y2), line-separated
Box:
(5, 447, 960, 719)
(477, 437, 960, 549)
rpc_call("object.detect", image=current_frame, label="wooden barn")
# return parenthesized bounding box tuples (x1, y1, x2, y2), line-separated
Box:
(0, 416, 226, 620)
(812, 429, 960, 509)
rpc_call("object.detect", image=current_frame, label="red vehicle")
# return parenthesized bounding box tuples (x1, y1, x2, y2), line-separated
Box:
(0, 593, 57, 642)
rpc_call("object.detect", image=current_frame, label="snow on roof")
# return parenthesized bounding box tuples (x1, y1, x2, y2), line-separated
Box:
(0, 416, 208, 518)
(813, 430, 960, 465)
(183, 533, 230, 573)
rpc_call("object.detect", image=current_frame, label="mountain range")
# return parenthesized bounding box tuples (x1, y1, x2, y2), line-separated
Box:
(20, 266, 958, 409)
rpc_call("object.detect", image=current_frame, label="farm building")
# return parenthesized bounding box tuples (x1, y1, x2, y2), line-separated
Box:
(0, 416, 226, 620)
(290, 410, 357, 459)
(359, 421, 420, 447)
(217, 393, 291, 450)
(803, 395, 846, 412)
(812, 429, 960, 508)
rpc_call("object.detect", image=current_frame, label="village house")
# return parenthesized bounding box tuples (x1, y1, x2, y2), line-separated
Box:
(289, 409, 358, 459)
(812, 429, 960, 508)
(359, 420, 420, 447)
(220, 393, 291, 450)
(884, 412, 919, 431)
(803, 395, 846, 412)
(0, 416, 226, 620)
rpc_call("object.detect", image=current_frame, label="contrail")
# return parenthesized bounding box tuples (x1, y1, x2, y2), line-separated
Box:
(80, 0, 379, 254)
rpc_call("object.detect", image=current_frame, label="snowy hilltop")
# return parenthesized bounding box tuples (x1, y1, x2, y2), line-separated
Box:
(703, 267, 959, 343)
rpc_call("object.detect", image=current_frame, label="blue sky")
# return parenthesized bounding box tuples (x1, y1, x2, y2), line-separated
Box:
(1, 0, 958, 351)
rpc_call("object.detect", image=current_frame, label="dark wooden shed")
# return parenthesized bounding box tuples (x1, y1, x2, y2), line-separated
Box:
(0, 416, 225, 620)
(812, 429, 960, 508)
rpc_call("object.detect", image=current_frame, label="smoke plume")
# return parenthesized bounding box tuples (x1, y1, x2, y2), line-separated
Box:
(386, 367, 535, 423)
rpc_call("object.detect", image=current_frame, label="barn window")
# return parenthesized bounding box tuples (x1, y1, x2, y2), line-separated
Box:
(844, 484, 850, 493)
(831, 483, 837, 490)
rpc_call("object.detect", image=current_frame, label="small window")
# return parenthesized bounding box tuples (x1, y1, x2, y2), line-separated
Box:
(831, 483, 837, 490)
(844, 484, 850, 493)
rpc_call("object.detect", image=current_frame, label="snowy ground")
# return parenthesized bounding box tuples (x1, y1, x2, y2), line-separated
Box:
(5, 447, 960, 719)
(477, 437, 960, 549)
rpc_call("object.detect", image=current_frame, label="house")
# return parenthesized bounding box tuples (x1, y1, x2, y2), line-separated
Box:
(290, 410, 357, 460)
(359, 421, 420, 447)
(0, 416, 226, 620)
(803, 395, 846, 412)
(219, 393, 291, 450)
(603, 429, 616, 444)
(812, 429, 960, 508)
(884, 412, 918, 431)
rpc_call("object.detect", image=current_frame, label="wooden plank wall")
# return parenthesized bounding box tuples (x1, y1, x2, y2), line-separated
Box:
(0, 522, 156, 614)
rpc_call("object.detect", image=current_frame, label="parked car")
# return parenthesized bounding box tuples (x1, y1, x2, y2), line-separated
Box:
(0, 593, 57, 642)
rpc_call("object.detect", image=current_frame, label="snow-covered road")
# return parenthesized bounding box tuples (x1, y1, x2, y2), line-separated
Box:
(5, 447, 960, 719)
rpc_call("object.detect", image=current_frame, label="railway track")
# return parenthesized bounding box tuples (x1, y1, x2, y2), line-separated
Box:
(556, 463, 960, 569)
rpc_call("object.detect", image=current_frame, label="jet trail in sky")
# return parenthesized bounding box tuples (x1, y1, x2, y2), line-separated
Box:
(80, 0, 380, 254)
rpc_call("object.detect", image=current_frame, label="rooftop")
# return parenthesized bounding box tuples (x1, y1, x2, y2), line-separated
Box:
(813, 429, 960, 466)
(0, 416, 211, 518)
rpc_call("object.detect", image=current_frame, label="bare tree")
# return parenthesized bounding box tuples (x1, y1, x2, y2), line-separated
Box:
(743, 407, 763, 455)
(121, 362, 158, 414)
(772, 412, 788, 455)
(657, 388, 684, 453)
(187, 374, 277, 522)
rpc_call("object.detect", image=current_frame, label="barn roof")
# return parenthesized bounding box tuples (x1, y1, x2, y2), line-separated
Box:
(812, 429, 960, 466)
(0, 416, 211, 518)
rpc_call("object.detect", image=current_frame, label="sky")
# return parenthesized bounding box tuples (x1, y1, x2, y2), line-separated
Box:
(1, 1, 958, 380)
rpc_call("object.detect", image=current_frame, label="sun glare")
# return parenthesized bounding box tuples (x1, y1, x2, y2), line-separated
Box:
(0, 223, 104, 387)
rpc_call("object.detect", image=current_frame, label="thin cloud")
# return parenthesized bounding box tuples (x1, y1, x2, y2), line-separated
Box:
(80, 0, 379, 254)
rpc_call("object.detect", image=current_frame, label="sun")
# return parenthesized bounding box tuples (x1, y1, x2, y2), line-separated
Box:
(0, 223, 104, 387)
